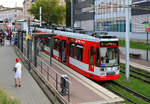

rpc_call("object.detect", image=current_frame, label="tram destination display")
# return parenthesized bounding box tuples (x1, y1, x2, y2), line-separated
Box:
(100, 41, 118, 47)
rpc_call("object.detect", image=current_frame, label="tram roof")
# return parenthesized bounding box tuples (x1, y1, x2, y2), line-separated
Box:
(34, 27, 119, 42)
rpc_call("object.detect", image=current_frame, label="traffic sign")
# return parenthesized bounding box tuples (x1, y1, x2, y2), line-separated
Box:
(144, 24, 150, 32)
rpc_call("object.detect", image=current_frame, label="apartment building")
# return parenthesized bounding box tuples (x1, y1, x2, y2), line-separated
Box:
(0, 7, 23, 22)
(23, 0, 34, 19)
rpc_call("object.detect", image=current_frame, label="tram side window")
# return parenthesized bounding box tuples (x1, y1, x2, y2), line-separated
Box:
(96, 48, 100, 67)
(54, 39, 59, 50)
(90, 47, 95, 65)
(75, 44, 83, 61)
(69, 42, 75, 57)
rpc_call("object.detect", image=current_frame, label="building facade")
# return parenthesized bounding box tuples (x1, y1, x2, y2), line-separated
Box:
(0, 7, 23, 22)
(74, 0, 94, 31)
(95, 0, 150, 34)
(0, 5, 6, 10)
(131, 0, 150, 33)
(23, 0, 34, 19)
(95, 0, 133, 32)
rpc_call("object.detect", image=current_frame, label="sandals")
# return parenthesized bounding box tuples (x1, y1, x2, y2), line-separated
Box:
(15, 84, 17, 87)
(15, 84, 21, 87)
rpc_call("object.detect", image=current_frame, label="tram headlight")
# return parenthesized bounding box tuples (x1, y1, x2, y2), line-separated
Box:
(112, 67, 117, 71)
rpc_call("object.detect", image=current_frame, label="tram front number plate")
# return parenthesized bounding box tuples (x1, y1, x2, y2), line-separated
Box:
(107, 72, 115, 76)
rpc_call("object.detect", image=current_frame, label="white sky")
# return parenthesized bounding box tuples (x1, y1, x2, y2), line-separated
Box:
(0, 0, 24, 8)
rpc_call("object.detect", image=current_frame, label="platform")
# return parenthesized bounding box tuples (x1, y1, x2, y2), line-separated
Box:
(0, 47, 51, 104)
(39, 52, 124, 104)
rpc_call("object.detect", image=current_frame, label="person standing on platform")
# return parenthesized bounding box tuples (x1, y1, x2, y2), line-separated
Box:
(13, 58, 22, 87)
(0, 34, 2, 46)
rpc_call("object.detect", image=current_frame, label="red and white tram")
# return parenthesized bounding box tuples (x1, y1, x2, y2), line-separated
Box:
(34, 28, 120, 81)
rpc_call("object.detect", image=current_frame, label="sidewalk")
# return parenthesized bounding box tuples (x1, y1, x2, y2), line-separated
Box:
(0, 46, 51, 104)
(120, 54, 150, 73)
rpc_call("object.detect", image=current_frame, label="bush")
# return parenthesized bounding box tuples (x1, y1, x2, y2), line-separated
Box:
(0, 88, 20, 104)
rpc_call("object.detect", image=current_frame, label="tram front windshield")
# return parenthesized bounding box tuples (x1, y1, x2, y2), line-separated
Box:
(100, 48, 119, 67)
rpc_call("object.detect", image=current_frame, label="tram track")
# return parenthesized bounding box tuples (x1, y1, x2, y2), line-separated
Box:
(102, 85, 137, 104)
(120, 65, 150, 79)
(120, 66, 150, 84)
(120, 70, 150, 84)
(129, 68, 150, 79)
(110, 81, 150, 103)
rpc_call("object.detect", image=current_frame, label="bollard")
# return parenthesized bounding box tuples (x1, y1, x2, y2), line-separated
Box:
(60, 75, 69, 95)
(47, 66, 49, 80)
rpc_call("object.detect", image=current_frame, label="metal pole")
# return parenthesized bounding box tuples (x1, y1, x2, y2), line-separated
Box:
(93, 0, 95, 32)
(56, 73, 58, 90)
(27, 39, 29, 59)
(28, 39, 32, 71)
(147, 32, 149, 61)
(40, 7, 42, 27)
(28, 17, 31, 71)
(34, 37, 37, 67)
(49, 38, 52, 65)
(71, 0, 74, 30)
(21, 31, 23, 52)
(68, 82, 70, 104)
(125, 0, 130, 81)
(41, 61, 43, 73)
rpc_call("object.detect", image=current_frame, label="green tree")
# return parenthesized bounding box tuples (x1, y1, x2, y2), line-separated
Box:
(28, 0, 66, 25)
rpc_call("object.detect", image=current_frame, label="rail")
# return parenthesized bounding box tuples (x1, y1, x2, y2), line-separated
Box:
(111, 81, 150, 103)
(120, 65, 150, 84)
(103, 85, 137, 104)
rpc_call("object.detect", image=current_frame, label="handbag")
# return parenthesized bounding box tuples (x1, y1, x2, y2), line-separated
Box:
(13, 67, 17, 72)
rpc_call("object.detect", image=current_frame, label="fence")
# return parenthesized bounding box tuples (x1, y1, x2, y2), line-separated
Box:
(15, 31, 71, 104)
(37, 56, 71, 103)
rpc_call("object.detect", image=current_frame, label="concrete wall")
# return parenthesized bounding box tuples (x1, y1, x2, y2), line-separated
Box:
(120, 47, 150, 60)
(75, 20, 94, 31)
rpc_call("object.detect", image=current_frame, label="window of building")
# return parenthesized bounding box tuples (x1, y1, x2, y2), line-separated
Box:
(75, 44, 83, 61)
(101, 20, 133, 32)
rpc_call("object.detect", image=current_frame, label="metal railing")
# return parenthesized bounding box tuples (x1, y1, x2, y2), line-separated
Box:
(37, 56, 71, 103)
(15, 46, 71, 104)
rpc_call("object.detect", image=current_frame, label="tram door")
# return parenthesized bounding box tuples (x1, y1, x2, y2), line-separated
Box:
(61, 40, 66, 64)
(89, 46, 95, 72)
